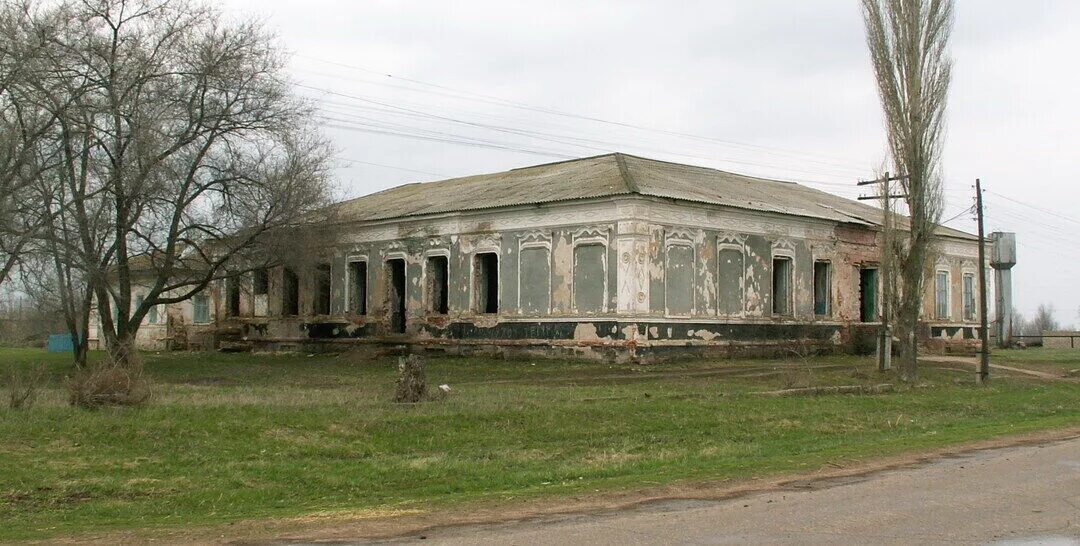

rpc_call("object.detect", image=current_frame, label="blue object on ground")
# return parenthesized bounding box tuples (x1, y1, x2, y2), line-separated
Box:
(47, 334, 77, 353)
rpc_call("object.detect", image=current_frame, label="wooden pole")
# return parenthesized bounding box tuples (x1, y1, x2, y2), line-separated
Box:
(975, 179, 990, 384)
(879, 173, 892, 372)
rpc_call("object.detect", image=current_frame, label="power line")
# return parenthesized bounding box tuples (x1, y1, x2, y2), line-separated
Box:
(986, 190, 1080, 226)
(290, 53, 879, 174)
(312, 99, 875, 189)
(337, 157, 450, 178)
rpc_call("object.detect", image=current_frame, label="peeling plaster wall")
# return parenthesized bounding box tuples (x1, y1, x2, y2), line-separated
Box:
(179, 195, 986, 359)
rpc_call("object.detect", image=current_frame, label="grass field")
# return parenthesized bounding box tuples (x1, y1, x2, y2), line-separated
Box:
(1, 347, 1078, 541)
(992, 347, 1080, 375)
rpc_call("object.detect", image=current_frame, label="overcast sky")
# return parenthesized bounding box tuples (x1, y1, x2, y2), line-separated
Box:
(222, 0, 1080, 325)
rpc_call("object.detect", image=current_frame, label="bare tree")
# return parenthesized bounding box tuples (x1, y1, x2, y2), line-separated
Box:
(862, 0, 953, 381)
(12, 0, 332, 374)
(0, 1, 70, 288)
(1026, 304, 1059, 343)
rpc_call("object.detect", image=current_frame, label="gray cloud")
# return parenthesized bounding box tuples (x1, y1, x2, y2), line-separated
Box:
(225, 0, 1080, 323)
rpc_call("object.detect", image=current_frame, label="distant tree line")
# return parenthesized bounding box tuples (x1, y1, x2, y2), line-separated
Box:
(1011, 304, 1078, 345)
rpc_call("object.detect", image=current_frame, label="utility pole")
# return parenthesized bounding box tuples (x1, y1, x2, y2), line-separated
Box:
(858, 172, 909, 372)
(975, 178, 990, 384)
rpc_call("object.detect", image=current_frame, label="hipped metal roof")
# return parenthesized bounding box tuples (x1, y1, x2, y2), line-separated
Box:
(330, 153, 977, 240)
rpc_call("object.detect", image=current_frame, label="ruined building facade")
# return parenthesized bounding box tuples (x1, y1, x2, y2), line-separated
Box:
(91, 154, 995, 360)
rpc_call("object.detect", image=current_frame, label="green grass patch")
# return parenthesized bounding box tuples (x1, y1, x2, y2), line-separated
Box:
(992, 347, 1080, 373)
(1, 348, 1077, 540)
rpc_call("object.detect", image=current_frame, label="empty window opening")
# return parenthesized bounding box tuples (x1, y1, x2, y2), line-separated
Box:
(717, 247, 744, 316)
(935, 270, 950, 319)
(253, 268, 268, 296)
(226, 275, 241, 317)
(813, 261, 830, 316)
(348, 261, 367, 315)
(962, 273, 976, 321)
(148, 303, 158, 324)
(426, 255, 449, 314)
(859, 267, 879, 322)
(386, 259, 407, 333)
(313, 264, 331, 315)
(282, 268, 299, 316)
(474, 253, 499, 314)
(573, 244, 606, 313)
(772, 257, 793, 315)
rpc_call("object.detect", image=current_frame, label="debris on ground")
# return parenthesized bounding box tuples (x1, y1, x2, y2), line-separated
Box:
(754, 384, 895, 397)
(395, 354, 427, 403)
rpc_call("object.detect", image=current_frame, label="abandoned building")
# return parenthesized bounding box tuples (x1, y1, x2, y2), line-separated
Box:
(89, 153, 1007, 361)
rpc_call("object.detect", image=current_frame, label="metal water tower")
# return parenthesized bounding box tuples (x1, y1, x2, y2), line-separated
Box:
(990, 232, 1016, 347)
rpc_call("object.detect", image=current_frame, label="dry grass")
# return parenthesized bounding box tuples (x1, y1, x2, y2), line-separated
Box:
(6, 363, 46, 410)
(0, 348, 1078, 541)
(67, 352, 151, 409)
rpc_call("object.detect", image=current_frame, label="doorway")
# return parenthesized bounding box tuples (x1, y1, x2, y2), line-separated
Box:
(387, 259, 407, 333)
(860, 267, 879, 322)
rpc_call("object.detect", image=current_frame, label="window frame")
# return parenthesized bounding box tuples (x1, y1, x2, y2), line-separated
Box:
(571, 238, 608, 314)
(346, 256, 369, 316)
(517, 234, 552, 314)
(472, 250, 500, 314)
(716, 239, 746, 317)
(771, 249, 795, 317)
(962, 271, 976, 322)
(192, 294, 210, 324)
(281, 267, 300, 317)
(423, 250, 451, 315)
(384, 255, 408, 333)
(312, 263, 332, 316)
(935, 269, 951, 320)
(664, 238, 696, 317)
(253, 268, 269, 296)
(813, 260, 831, 317)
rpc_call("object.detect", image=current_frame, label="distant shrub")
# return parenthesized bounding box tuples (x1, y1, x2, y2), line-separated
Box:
(68, 349, 151, 409)
(6, 363, 47, 410)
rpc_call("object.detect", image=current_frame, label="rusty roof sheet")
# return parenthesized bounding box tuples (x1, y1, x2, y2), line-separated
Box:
(330, 153, 976, 240)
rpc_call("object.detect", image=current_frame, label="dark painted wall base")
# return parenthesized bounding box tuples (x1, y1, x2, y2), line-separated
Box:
(222, 317, 979, 363)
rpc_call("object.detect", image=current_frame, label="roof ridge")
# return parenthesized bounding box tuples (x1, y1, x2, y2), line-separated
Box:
(613, 153, 641, 194)
(508, 152, 618, 171)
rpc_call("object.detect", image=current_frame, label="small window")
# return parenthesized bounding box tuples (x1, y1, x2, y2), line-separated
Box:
(813, 261, 830, 316)
(474, 252, 499, 314)
(772, 257, 793, 315)
(282, 268, 299, 316)
(193, 294, 210, 324)
(148, 303, 158, 324)
(962, 273, 976, 321)
(348, 261, 367, 315)
(253, 268, 268, 296)
(313, 264, 331, 315)
(935, 270, 950, 319)
(426, 255, 449, 315)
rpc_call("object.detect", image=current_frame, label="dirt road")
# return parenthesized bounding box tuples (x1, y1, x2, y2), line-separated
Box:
(370, 437, 1080, 545)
